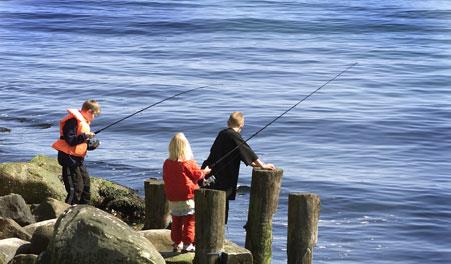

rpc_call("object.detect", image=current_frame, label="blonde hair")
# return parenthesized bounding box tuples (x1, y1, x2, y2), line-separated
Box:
(82, 99, 101, 115)
(168, 132, 193, 161)
(227, 112, 244, 128)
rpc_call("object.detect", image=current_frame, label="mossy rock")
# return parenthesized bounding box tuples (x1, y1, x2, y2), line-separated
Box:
(0, 251, 5, 264)
(164, 253, 194, 264)
(140, 229, 252, 264)
(90, 177, 145, 224)
(47, 205, 165, 264)
(0, 156, 145, 225)
(0, 156, 66, 204)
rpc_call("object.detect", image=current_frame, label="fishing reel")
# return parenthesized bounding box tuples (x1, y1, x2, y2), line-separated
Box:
(202, 176, 216, 187)
(87, 137, 101, 150)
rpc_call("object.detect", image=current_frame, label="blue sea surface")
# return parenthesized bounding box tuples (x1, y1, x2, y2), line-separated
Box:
(1, 0, 451, 263)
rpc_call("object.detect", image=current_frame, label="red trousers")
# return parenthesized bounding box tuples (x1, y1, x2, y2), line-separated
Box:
(171, 214, 195, 244)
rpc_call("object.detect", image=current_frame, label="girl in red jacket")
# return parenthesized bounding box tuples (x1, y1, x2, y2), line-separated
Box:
(163, 132, 211, 252)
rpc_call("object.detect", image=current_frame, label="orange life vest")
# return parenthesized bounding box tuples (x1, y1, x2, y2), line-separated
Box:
(52, 109, 91, 157)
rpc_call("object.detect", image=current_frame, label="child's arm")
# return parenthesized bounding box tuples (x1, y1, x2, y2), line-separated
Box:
(186, 161, 210, 182)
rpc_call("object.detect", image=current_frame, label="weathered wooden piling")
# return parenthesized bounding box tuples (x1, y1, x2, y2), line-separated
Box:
(287, 193, 320, 264)
(143, 179, 170, 229)
(245, 168, 283, 264)
(193, 189, 226, 264)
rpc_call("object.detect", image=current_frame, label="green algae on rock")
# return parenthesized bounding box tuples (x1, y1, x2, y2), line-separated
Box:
(0, 155, 145, 225)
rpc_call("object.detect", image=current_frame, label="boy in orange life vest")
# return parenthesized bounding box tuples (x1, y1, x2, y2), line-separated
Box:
(163, 133, 211, 253)
(52, 100, 100, 205)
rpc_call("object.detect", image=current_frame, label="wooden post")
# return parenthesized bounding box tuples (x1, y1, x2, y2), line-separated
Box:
(194, 189, 226, 264)
(287, 193, 320, 264)
(245, 168, 283, 264)
(143, 179, 170, 229)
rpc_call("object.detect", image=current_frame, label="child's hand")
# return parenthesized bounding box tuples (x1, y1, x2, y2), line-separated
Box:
(85, 132, 96, 139)
(203, 166, 211, 175)
(262, 163, 276, 170)
(202, 176, 216, 187)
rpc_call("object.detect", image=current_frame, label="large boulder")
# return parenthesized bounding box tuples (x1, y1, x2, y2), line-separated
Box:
(0, 217, 31, 241)
(0, 238, 29, 264)
(91, 177, 145, 225)
(0, 156, 66, 203)
(46, 205, 165, 264)
(0, 194, 35, 226)
(0, 156, 145, 225)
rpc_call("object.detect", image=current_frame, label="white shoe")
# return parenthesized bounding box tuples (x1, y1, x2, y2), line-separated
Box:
(172, 242, 183, 252)
(182, 243, 195, 253)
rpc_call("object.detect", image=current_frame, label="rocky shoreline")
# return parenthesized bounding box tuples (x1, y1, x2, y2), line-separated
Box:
(0, 155, 189, 264)
(0, 155, 145, 226)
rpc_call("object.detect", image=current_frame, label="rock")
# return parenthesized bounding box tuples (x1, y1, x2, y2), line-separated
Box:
(0, 156, 145, 225)
(0, 127, 11, 133)
(29, 225, 53, 255)
(222, 240, 253, 263)
(236, 185, 251, 194)
(91, 178, 145, 225)
(0, 238, 29, 264)
(46, 205, 165, 264)
(139, 229, 194, 263)
(139, 230, 173, 253)
(36, 250, 53, 264)
(0, 217, 31, 241)
(9, 254, 38, 264)
(0, 156, 66, 204)
(15, 243, 33, 255)
(164, 253, 195, 264)
(0, 194, 35, 226)
(140, 229, 253, 264)
(23, 219, 56, 235)
(32, 198, 69, 222)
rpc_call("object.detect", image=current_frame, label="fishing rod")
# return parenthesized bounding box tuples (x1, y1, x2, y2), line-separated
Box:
(94, 86, 208, 134)
(209, 62, 358, 169)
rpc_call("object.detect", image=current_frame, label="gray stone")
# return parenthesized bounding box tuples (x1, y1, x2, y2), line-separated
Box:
(23, 219, 56, 235)
(139, 229, 252, 264)
(93, 179, 145, 225)
(0, 156, 66, 204)
(9, 254, 37, 264)
(127, 233, 196, 264)
(0, 156, 145, 225)
(15, 243, 33, 255)
(222, 240, 253, 264)
(0, 127, 11, 133)
(36, 251, 50, 264)
(139, 229, 173, 253)
(0, 194, 35, 226)
(0, 217, 31, 241)
(164, 253, 194, 264)
(46, 205, 165, 264)
(139, 230, 194, 263)
(32, 198, 69, 222)
(0, 238, 29, 263)
(29, 225, 53, 255)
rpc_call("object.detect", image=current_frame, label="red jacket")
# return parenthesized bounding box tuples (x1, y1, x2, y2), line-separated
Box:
(163, 159, 205, 201)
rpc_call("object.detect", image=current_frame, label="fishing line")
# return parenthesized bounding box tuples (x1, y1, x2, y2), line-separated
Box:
(94, 86, 208, 134)
(209, 62, 358, 169)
